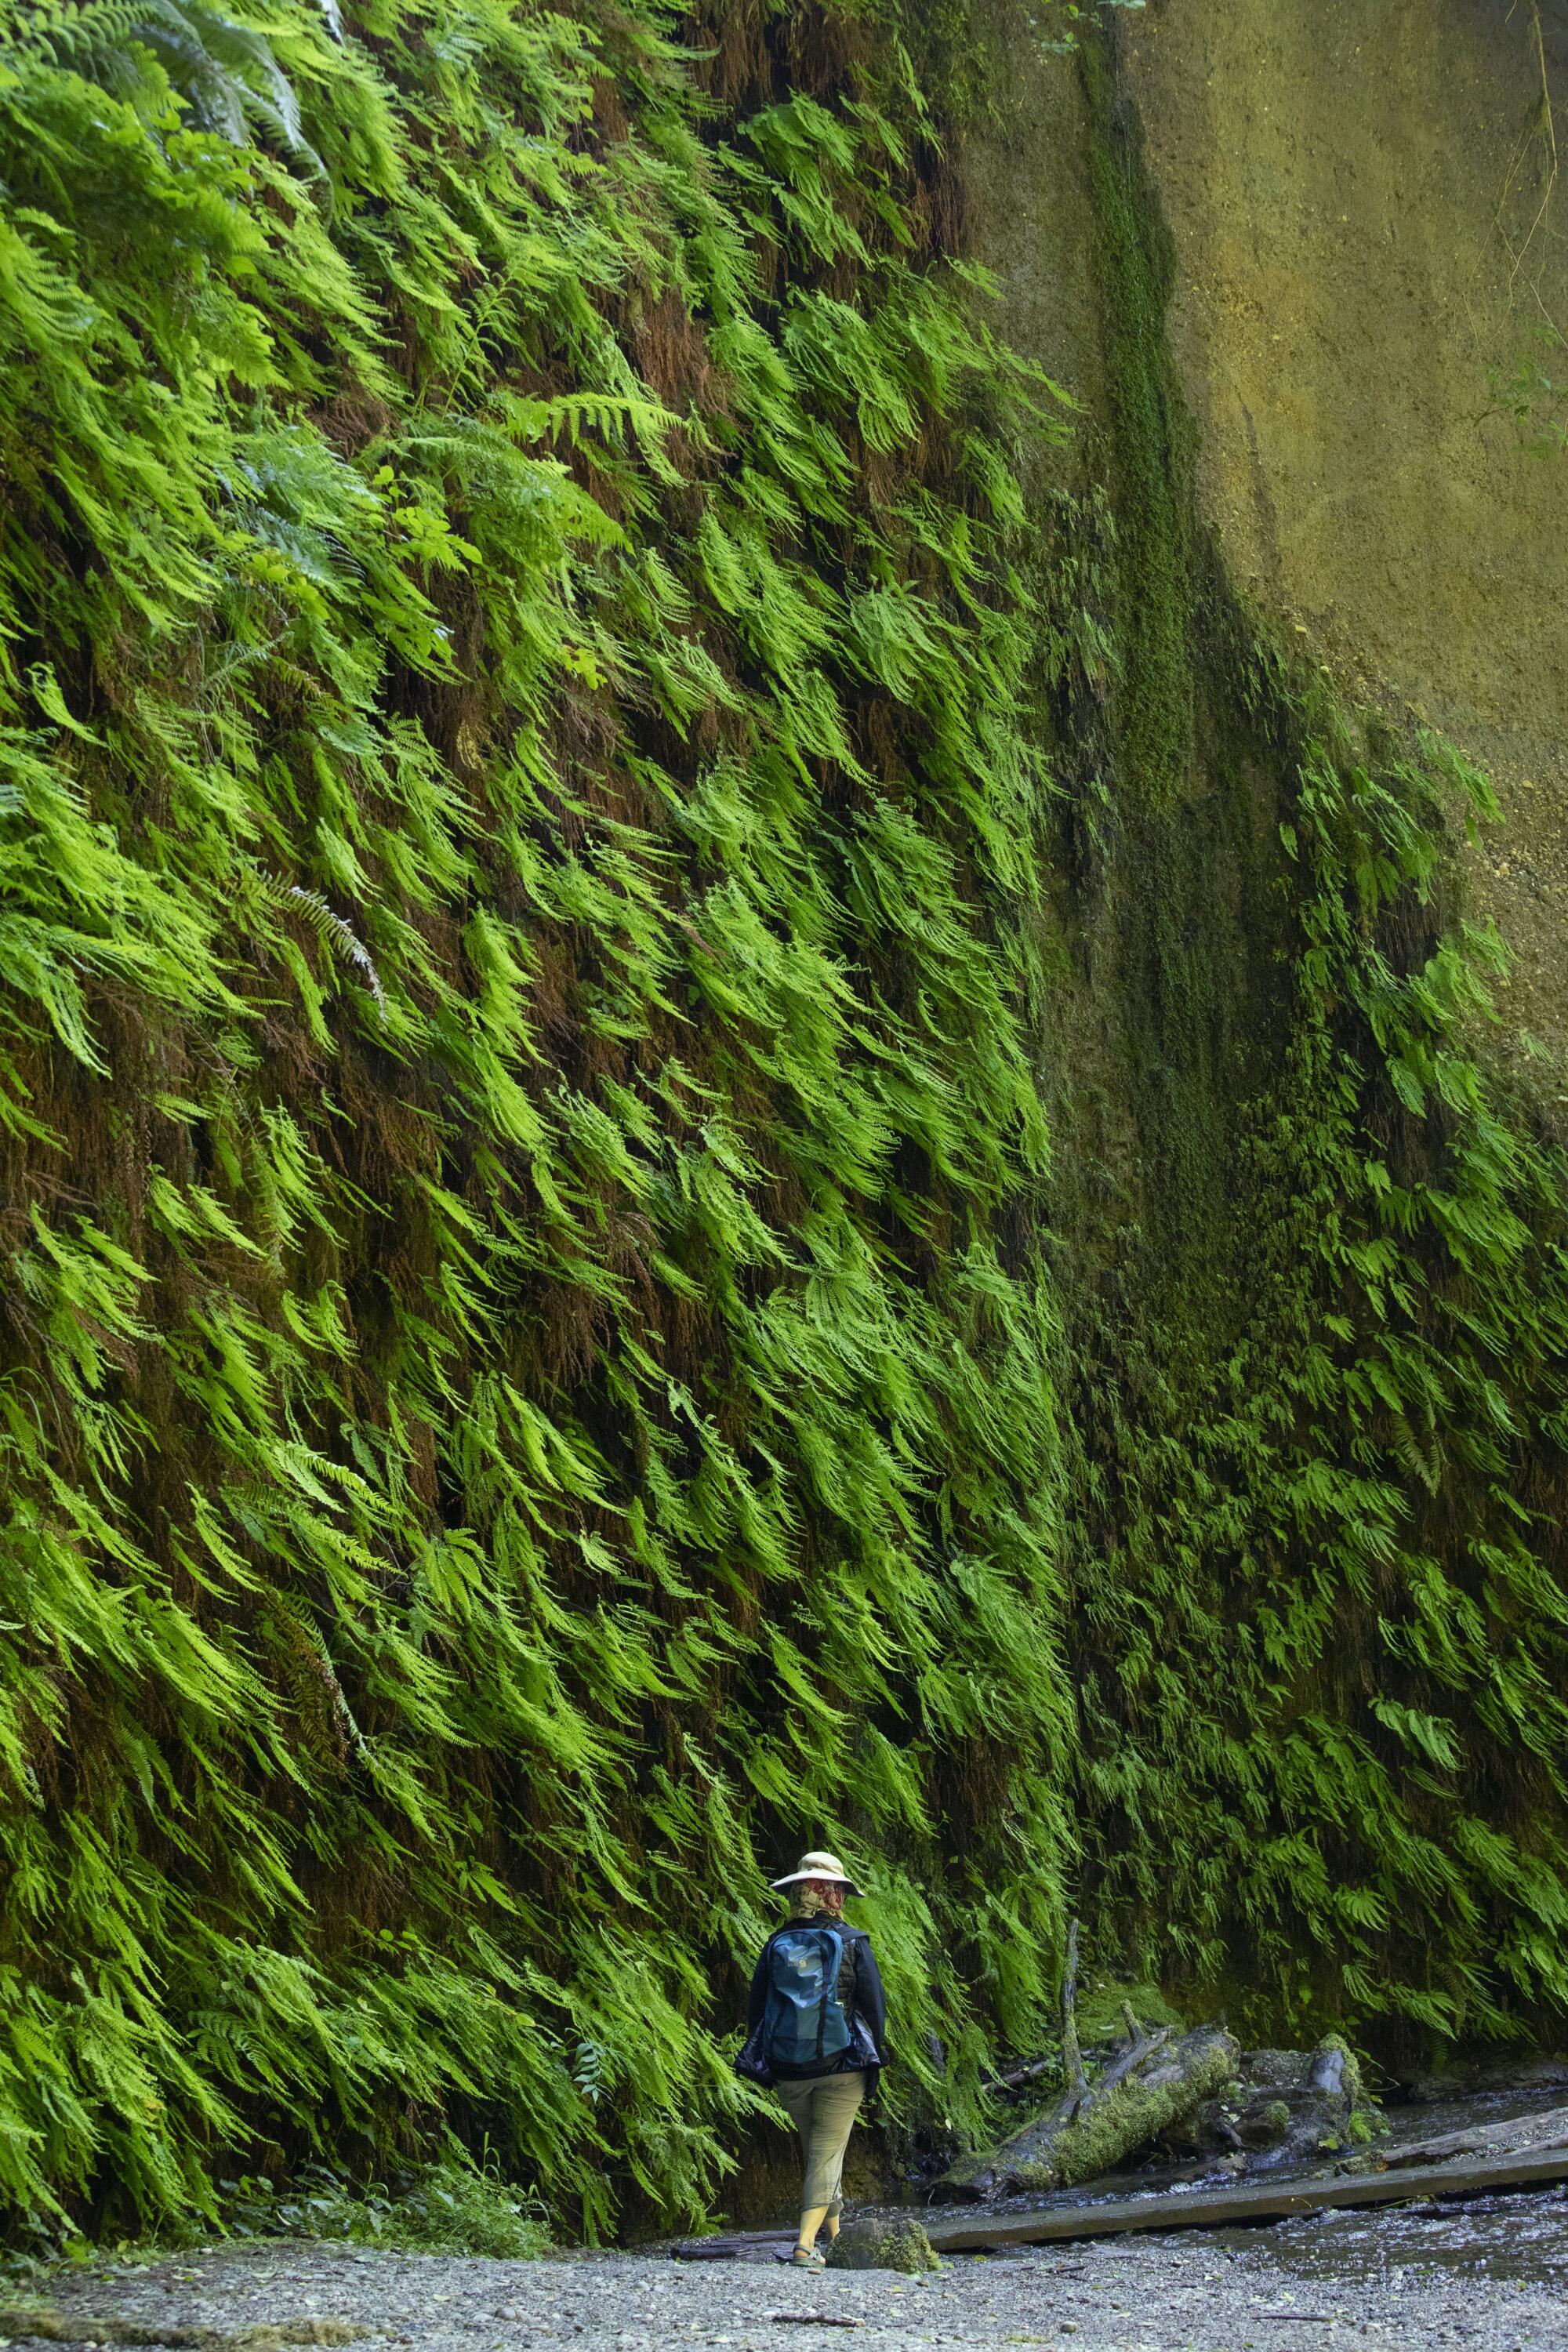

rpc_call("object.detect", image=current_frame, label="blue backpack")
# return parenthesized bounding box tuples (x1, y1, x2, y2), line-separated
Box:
(759, 1923, 851, 2074)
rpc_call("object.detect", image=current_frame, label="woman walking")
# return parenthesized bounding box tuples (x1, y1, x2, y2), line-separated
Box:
(739, 1849, 887, 2270)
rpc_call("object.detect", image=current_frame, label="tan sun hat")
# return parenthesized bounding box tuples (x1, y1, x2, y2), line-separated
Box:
(770, 1847, 863, 1896)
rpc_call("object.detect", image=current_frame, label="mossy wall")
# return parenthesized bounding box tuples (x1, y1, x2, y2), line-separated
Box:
(2, 0, 1568, 2245)
(964, 3, 1568, 2045)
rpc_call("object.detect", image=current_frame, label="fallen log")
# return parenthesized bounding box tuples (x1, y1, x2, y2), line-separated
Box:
(670, 2230, 794, 2261)
(670, 2138, 1568, 2265)
(1380, 2100, 1568, 2170)
(933, 2024, 1239, 2201)
(915, 2141, 1568, 2251)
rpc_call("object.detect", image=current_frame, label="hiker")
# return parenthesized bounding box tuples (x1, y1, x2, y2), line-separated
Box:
(736, 1848, 888, 2270)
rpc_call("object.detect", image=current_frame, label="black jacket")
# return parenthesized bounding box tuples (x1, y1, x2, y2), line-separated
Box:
(746, 1915, 887, 2078)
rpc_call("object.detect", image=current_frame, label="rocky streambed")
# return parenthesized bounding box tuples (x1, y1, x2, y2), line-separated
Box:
(7, 2056, 1568, 2352)
(5, 2195, 1568, 2352)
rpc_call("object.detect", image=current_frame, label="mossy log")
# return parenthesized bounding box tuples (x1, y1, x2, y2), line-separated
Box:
(934, 2025, 1240, 2201)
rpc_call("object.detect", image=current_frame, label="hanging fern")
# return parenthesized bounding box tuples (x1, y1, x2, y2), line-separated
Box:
(241, 865, 390, 1018)
(0, 0, 1075, 2238)
(13, 0, 334, 161)
(0, 0, 1566, 2252)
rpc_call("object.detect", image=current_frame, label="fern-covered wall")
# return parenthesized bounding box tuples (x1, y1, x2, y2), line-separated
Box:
(2, 0, 1568, 2244)
(0, 0, 1080, 2237)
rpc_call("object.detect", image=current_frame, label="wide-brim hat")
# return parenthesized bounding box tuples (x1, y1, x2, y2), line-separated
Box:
(770, 1847, 863, 1897)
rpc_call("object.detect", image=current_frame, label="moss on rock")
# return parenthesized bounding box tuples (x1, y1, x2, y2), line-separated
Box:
(826, 2217, 939, 2274)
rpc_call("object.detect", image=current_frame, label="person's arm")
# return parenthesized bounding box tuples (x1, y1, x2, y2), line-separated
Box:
(854, 1935, 887, 2060)
(746, 1938, 772, 2031)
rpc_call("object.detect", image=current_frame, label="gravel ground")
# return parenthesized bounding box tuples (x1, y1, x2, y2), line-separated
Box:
(13, 2205, 1567, 2352)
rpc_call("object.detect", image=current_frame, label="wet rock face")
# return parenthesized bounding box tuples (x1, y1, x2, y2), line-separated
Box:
(1309, 2045, 1346, 2095)
(1177, 2090, 1295, 2154)
(1235, 2088, 1345, 2166)
(1233, 2096, 1293, 2151)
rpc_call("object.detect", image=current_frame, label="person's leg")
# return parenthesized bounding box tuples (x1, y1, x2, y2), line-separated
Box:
(818, 2070, 866, 2233)
(774, 2078, 820, 2255)
(775, 2078, 813, 2169)
(795, 2072, 866, 2254)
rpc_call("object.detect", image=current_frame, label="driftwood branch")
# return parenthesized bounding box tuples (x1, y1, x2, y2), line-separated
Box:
(992, 2054, 1058, 2094)
(990, 1999, 1171, 2103)
(1094, 2021, 1172, 2103)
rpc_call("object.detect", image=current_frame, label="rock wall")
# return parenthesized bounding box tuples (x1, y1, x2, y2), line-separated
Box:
(954, 0, 1568, 2048)
(968, 0, 1568, 1059)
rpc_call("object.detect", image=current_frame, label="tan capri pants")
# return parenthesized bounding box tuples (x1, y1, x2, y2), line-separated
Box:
(775, 2070, 866, 2214)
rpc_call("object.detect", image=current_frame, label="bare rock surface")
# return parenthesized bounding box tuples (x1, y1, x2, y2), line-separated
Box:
(6, 2211, 1566, 2352)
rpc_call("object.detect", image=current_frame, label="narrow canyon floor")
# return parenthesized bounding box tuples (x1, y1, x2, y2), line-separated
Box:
(16, 2187, 1568, 2352)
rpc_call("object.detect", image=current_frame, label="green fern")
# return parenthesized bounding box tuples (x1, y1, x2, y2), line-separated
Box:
(12, 0, 338, 161)
(1, 0, 1566, 2255)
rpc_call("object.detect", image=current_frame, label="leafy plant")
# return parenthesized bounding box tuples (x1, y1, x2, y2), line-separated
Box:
(220, 2150, 551, 2258)
(13, 0, 333, 158)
